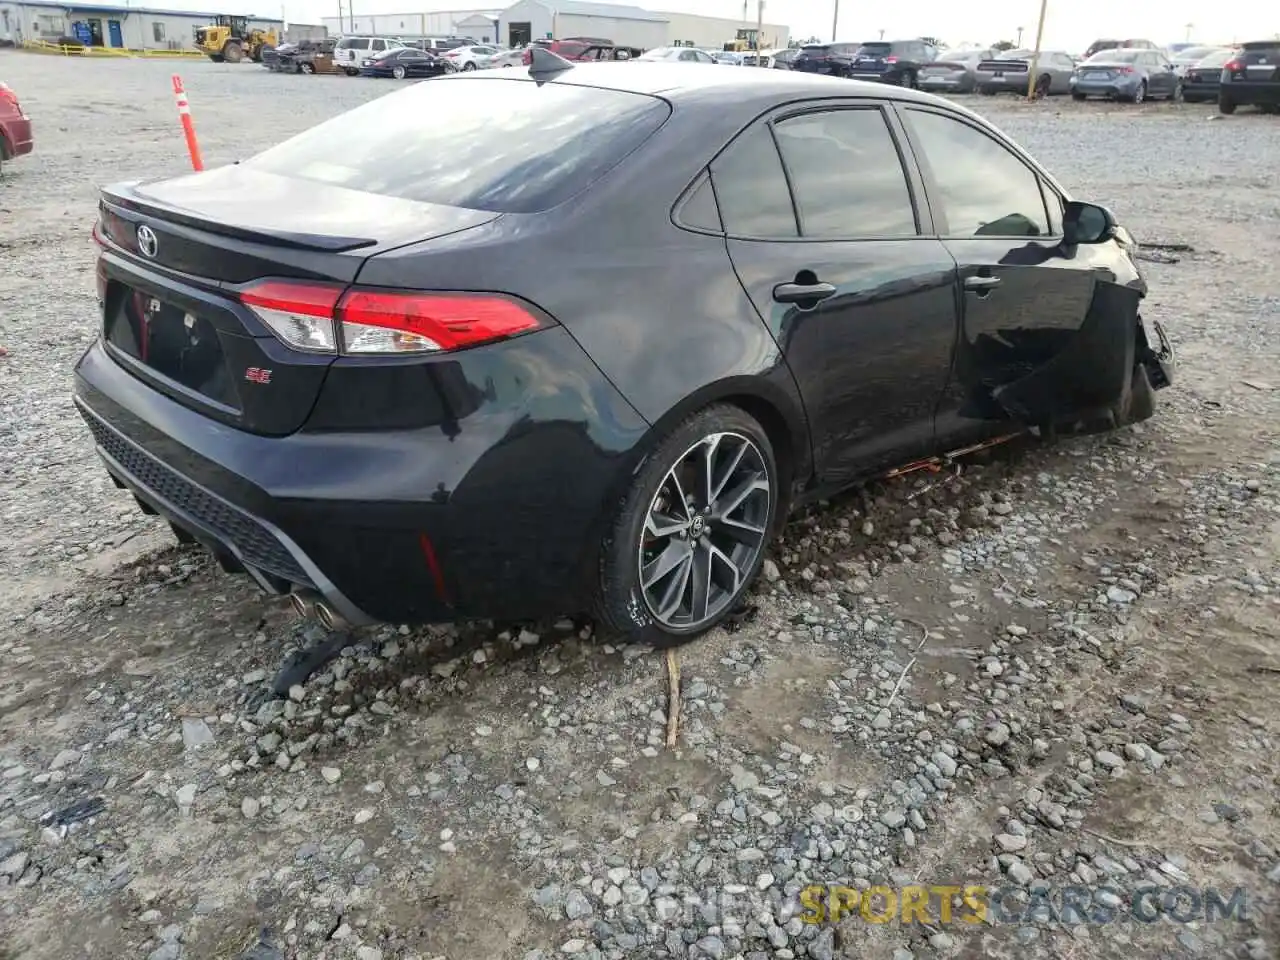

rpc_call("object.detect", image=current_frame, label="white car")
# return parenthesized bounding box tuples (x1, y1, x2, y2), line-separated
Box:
(332, 36, 407, 76)
(636, 46, 718, 63)
(488, 48, 527, 68)
(442, 44, 500, 71)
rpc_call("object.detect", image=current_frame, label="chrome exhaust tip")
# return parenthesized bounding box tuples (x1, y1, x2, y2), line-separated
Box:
(313, 601, 347, 633)
(289, 591, 311, 618)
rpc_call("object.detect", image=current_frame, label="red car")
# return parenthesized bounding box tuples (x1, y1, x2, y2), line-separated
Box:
(0, 81, 33, 174)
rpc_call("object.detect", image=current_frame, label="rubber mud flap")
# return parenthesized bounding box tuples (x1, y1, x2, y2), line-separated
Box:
(992, 281, 1141, 426)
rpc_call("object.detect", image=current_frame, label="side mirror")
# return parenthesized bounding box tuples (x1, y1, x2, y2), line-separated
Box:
(1063, 201, 1117, 245)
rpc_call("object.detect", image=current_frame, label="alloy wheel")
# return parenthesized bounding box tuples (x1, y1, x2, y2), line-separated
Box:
(393, 66, 406, 79)
(637, 432, 771, 630)
(1134, 82, 1146, 103)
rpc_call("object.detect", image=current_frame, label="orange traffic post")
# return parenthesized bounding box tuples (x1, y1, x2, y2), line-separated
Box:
(171, 75, 204, 171)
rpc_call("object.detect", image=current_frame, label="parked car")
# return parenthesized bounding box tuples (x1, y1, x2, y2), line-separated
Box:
(488, 47, 527, 68)
(1167, 45, 1227, 77)
(917, 48, 994, 93)
(0, 80, 33, 175)
(638, 46, 717, 63)
(769, 48, 799, 69)
(1218, 40, 1280, 114)
(520, 39, 616, 64)
(267, 39, 334, 74)
(976, 50, 1076, 96)
(1181, 47, 1236, 102)
(712, 50, 745, 65)
(334, 36, 406, 76)
(790, 42, 861, 76)
(847, 39, 937, 86)
(1083, 38, 1159, 58)
(360, 47, 452, 79)
(1071, 48, 1180, 102)
(79, 56, 1174, 646)
(412, 37, 474, 52)
(442, 44, 500, 70)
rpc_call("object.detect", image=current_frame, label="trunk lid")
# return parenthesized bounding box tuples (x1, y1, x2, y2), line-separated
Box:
(977, 58, 1030, 75)
(96, 167, 500, 436)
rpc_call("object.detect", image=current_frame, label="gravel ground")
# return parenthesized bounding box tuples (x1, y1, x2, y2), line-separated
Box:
(2, 54, 1279, 960)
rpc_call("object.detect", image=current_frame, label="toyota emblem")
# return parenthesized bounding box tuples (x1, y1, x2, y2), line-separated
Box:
(136, 225, 158, 259)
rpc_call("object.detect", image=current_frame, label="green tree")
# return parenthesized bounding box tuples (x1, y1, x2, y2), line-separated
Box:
(992, 39, 1016, 51)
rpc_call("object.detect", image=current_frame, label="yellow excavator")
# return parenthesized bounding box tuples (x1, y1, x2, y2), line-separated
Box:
(195, 15, 278, 63)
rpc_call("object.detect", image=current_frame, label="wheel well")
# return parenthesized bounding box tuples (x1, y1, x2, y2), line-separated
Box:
(717, 393, 799, 510)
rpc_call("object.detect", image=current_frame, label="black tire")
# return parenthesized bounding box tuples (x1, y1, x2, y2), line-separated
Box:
(208, 54, 225, 63)
(1124, 363, 1156, 426)
(300, 62, 314, 75)
(1129, 80, 1147, 104)
(462, 61, 476, 71)
(392, 64, 407, 79)
(901, 70, 916, 88)
(1072, 91, 1086, 101)
(1218, 97, 1236, 114)
(1035, 74, 1050, 98)
(595, 404, 780, 648)
(223, 41, 244, 63)
(1169, 82, 1182, 102)
(345, 67, 359, 76)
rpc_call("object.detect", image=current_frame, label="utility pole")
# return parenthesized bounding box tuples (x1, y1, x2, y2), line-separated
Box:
(756, 0, 764, 60)
(831, 0, 838, 43)
(1016, 26, 1023, 47)
(336, 0, 343, 35)
(1024, 0, 1048, 99)
(1185, 22, 1193, 41)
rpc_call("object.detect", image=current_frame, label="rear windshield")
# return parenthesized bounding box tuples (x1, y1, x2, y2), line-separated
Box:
(1197, 49, 1235, 67)
(1087, 48, 1140, 63)
(245, 78, 671, 214)
(857, 43, 892, 54)
(798, 45, 829, 54)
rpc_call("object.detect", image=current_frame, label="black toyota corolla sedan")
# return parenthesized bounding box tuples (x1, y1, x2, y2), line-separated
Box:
(76, 50, 1174, 647)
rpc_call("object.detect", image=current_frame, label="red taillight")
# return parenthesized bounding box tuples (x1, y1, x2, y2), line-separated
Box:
(1115, 65, 1134, 74)
(885, 56, 898, 63)
(522, 49, 532, 64)
(238, 280, 543, 356)
(0, 82, 18, 110)
(336, 290, 542, 353)
(241, 280, 344, 353)
(1224, 60, 1242, 71)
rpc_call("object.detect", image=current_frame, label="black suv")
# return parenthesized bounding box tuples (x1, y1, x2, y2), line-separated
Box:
(847, 40, 937, 86)
(1218, 41, 1280, 114)
(790, 42, 861, 76)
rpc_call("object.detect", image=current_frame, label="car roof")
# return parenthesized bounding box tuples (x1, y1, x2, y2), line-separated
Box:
(508, 60, 952, 102)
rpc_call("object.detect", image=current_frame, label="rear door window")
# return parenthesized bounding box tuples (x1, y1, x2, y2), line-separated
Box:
(246, 78, 672, 214)
(772, 108, 917, 239)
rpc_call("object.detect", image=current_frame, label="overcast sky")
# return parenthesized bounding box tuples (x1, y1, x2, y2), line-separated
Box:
(243, 0, 1280, 51)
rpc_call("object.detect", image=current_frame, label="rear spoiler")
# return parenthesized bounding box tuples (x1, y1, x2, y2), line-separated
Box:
(101, 182, 377, 253)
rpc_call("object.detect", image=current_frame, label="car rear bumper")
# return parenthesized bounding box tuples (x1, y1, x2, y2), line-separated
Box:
(1220, 82, 1280, 104)
(978, 75, 1030, 92)
(73, 328, 651, 626)
(1070, 80, 1139, 97)
(1181, 81, 1219, 100)
(919, 76, 968, 91)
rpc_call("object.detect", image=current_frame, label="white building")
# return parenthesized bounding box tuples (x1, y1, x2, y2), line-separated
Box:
(320, 8, 503, 43)
(316, 1, 789, 51)
(498, 0, 666, 49)
(0, 0, 282, 49)
(659, 10, 788, 51)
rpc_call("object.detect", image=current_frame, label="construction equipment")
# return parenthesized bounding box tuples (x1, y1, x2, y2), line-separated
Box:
(194, 16, 278, 63)
(723, 28, 760, 53)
